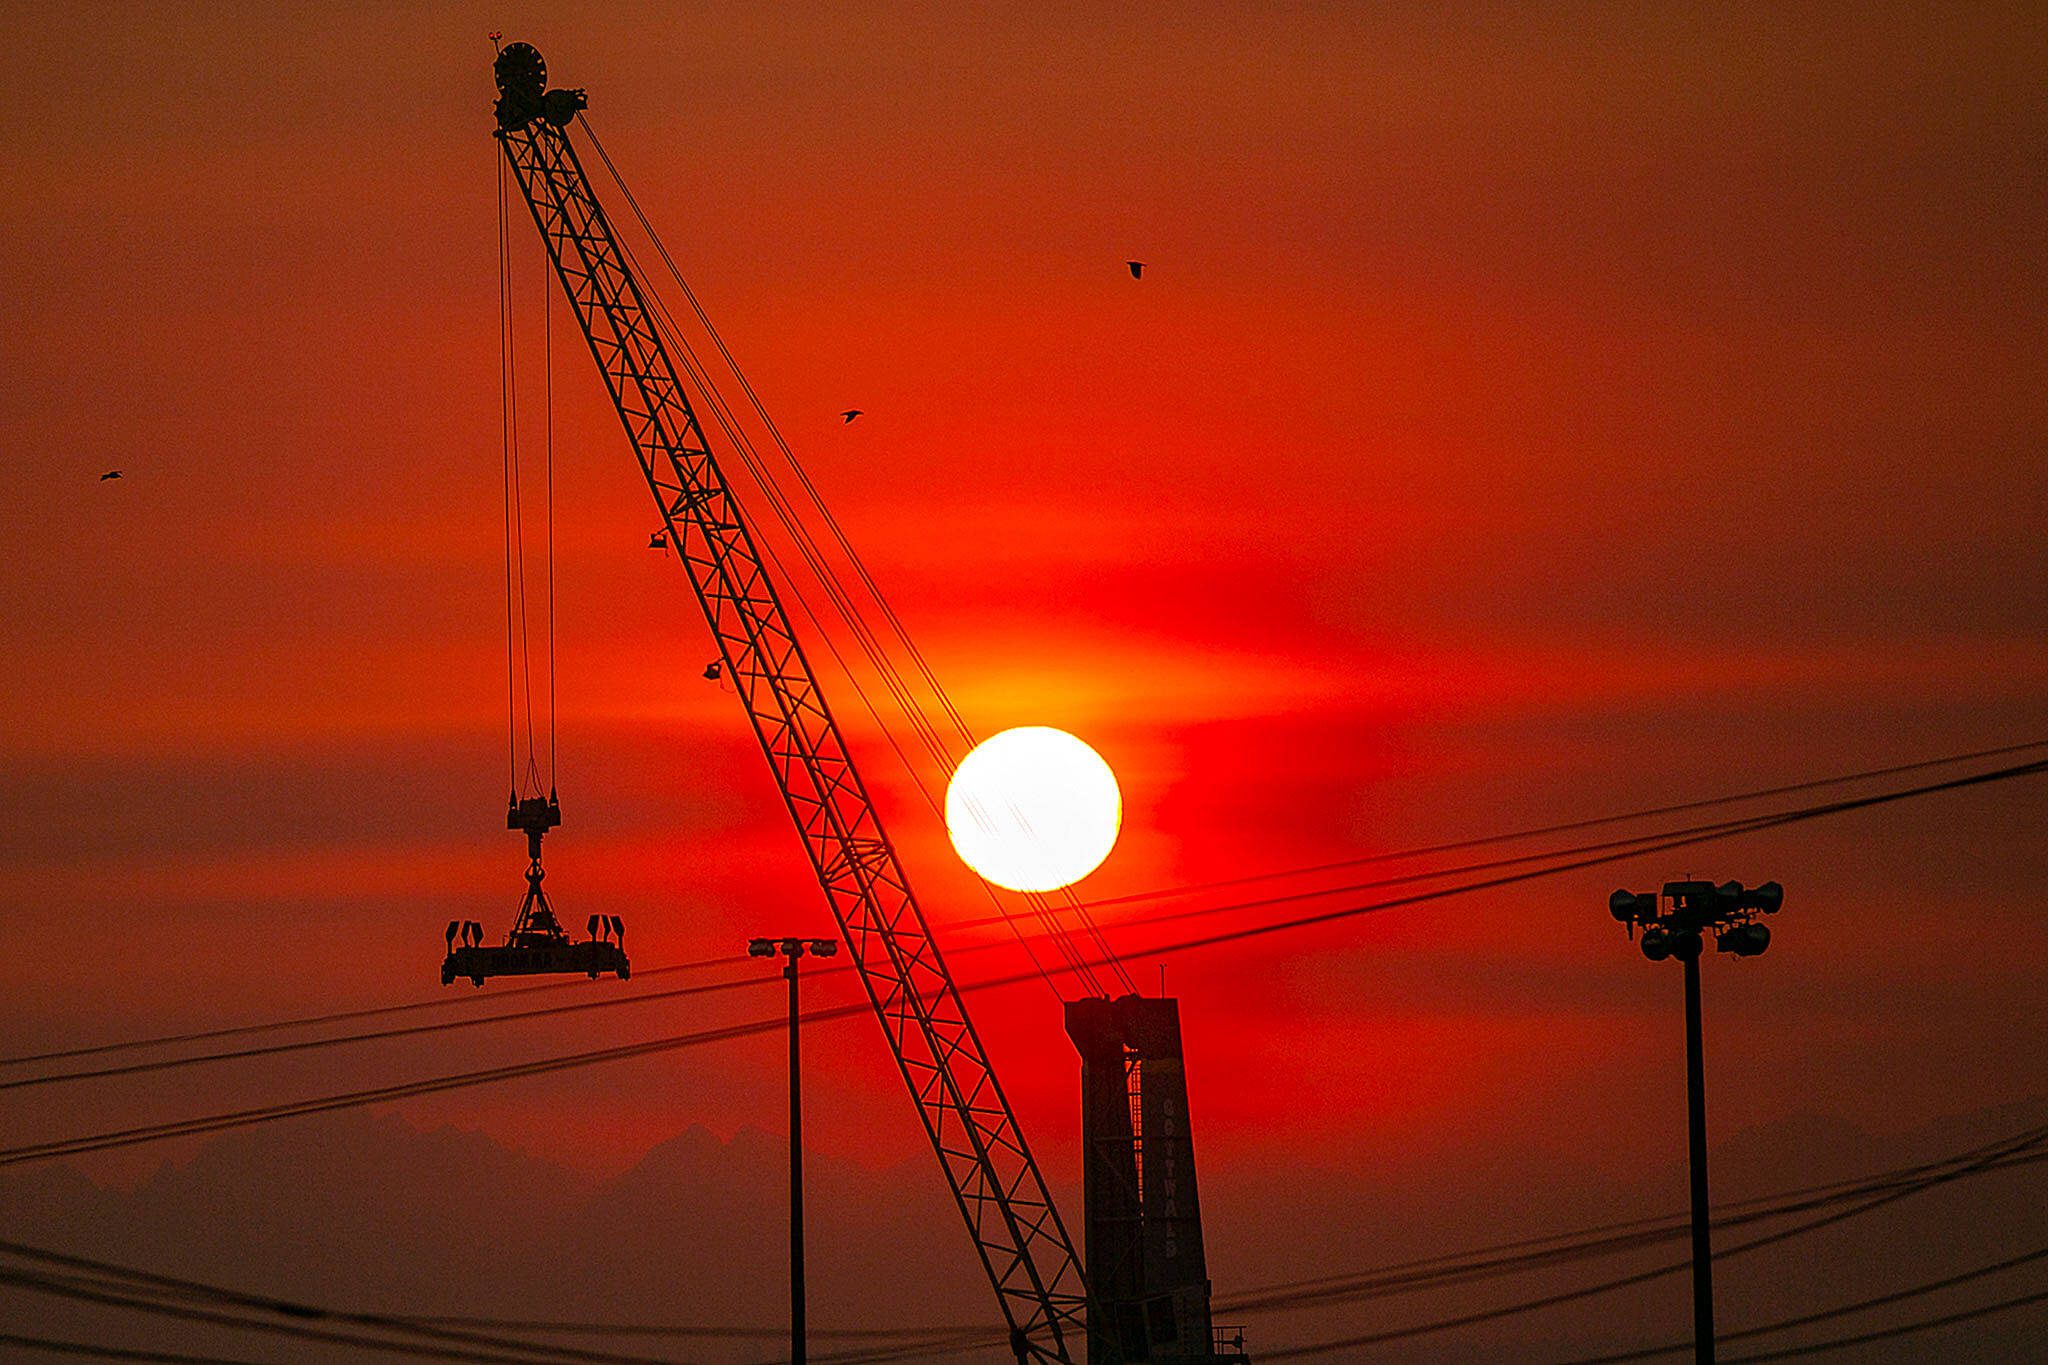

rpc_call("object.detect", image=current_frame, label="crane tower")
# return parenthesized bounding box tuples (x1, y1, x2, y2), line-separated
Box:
(491, 42, 1246, 1363)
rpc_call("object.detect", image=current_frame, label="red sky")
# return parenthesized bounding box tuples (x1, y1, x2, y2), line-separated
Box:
(2, 2, 2045, 1356)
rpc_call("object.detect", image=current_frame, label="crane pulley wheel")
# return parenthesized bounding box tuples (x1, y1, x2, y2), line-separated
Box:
(494, 43, 546, 130)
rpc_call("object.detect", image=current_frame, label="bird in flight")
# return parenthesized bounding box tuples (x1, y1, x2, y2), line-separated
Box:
(1126, 261, 1145, 279)
(99, 470, 122, 481)
(841, 410, 863, 424)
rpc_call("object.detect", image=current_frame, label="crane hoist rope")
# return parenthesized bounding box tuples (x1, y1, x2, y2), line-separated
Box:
(577, 115, 1134, 1002)
(491, 41, 1096, 1361)
(496, 147, 555, 803)
(456, 128, 630, 992)
(494, 41, 1247, 1363)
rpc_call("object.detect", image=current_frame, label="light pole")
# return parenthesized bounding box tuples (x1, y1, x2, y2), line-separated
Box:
(749, 935, 838, 1365)
(1608, 879, 1783, 1365)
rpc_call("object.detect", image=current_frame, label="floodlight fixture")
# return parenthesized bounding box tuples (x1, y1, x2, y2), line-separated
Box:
(1717, 923, 1771, 957)
(1601, 873, 1785, 1365)
(1611, 889, 1656, 922)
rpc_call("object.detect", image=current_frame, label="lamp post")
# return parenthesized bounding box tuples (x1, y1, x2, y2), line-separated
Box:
(1607, 879, 1783, 1365)
(749, 935, 839, 1365)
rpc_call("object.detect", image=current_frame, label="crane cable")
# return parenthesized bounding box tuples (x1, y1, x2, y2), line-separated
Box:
(600, 138, 1134, 996)
(496, 149, 520, 795)
(496, 142, 556, 802)
(602, 116, 1137, 997)
(572, 126, 1095, 999)
(598, 221, 1076, 999)
(577, 117, 1131, 998)
(544, 210, 559, 788)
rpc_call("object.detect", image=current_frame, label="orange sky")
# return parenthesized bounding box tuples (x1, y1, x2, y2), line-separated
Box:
(2, 2, 2046, 1352)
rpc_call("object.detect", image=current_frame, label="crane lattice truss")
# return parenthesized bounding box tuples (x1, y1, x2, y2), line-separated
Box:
(498, 96, 1090, 1362)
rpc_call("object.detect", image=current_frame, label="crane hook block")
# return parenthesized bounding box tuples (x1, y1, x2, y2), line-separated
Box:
(494, 42, 586, 131)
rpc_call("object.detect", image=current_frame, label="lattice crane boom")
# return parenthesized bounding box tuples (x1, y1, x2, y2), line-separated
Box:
(491, 43, 1090, 1362)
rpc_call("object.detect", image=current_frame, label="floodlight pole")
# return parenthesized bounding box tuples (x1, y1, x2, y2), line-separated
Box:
(1678, 936, 1714, 1364)
(750, 935, 840, 1365)
(1608, 879, 1782, 1365)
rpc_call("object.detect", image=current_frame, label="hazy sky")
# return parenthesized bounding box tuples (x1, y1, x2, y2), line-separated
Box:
(1, 1, 2044, 1356)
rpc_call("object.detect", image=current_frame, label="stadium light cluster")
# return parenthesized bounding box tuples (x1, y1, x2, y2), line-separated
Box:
(1610, 879, 1783, 962)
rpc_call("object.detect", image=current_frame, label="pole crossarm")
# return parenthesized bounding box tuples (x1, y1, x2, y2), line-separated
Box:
(496, 111, 1090, 1362)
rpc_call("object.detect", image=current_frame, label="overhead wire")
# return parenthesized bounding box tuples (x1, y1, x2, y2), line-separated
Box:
(1250, 1117, 2048, 1359)
(0, 1333, 280, 1365)
(0, 1265, 689, 1365)
(1720, 1285, 2048, 1362)
(0, 1003, 869, 1168)
(0, 957, 748, 1070)
(1072, 737, 2048, 913)
(1549, 1241, 2048, 1364)
(1212, 1143, 2048, 1319)
(7, 737, 2036, 1073)
(1107, 756, 2048, 964)
(3, 1132, 2042, 1365)
(0, 973, 775, 1093)
(4, 755, 2042, 1153)
(748, 1138, 2048, 1362)
(385, 1147, 2048, 1362)
(0, 762, 1989, 1092)
(0, 1237, 976, 1355)
(0, 812, 1772, 1090)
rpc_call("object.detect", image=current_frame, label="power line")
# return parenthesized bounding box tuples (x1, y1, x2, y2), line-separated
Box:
(6, 754, 2041, 1165)
(0, 1265, 689, 1365)
(379, 1146, 2048, 1363)
(0, 818, 1686, 1089)
(0, 806, 1902, 1093)
(0, 957, 749, 1070)
(13, 738, 2034, 1074)
(1723, 1285, 2048, 1362)
(0, 1003, 864, 1167)
(0, 973, 770, 1093)
(1075, 738, 2048, 912)
(4, 1123, 2042, 1363)
(1217, 1146, 2048, 1319)
(1251, 1117, 2048, 1359)
(1115, 757, 2048, 965)
(0, 1331, 281, 1365)
(1552, 1241, 2048, 1363)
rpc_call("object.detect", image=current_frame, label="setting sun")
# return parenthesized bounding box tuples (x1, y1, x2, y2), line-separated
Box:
(945, 727, 1122, 892)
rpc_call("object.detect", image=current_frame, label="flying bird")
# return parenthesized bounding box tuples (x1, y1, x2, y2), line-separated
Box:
(99, 470, 122, 481)
(1126, 261, 1144, 279)
(841, 409, 863, 424)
